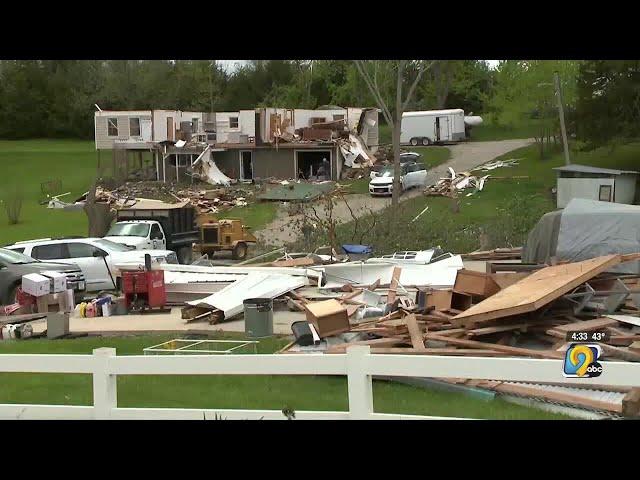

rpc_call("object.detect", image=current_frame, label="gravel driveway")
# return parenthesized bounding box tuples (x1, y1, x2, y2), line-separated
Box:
(255, 139, 533, 246)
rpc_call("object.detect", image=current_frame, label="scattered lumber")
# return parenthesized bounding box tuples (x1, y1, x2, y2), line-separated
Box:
(370, 348, 504, 356)
(404, 314, 426, 351)
(453, 255, 624, 327)
(426, 333, 564, 359)
(622, 388, 640, 416)
(325, 337, 409, 354)
(386, 267, 402, 305)
(551, 317, 618, 333)
(270, 257, 315, 268)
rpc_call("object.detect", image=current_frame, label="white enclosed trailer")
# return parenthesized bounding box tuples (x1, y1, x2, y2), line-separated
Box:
(401, 109, 467, 146)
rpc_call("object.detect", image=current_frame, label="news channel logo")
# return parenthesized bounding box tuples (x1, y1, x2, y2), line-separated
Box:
(563, 343, 603, 378)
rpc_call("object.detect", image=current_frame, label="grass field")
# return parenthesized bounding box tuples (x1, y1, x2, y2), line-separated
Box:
(0, 139, 97, 246)
(0, 140, 278, 246)
(325, 141, 640, 254)
(0, 333, 569, 419)
(467, 123, 539, 142)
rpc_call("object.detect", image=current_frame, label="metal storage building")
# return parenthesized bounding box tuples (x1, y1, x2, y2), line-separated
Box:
(553, 164, 639, 208)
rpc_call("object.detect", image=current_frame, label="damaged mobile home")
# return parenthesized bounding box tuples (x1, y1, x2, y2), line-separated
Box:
(94, 107, 380, 183)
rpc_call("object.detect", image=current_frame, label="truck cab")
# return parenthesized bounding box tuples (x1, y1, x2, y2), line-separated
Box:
(106, 201, 200, 264)
(104, 220, 166, 251)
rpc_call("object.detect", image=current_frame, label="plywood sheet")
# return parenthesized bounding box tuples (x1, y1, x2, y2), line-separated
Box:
(452, 255, 622, 326)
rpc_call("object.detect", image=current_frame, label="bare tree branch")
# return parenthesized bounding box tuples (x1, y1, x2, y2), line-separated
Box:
(354, 60, 394, 126)
(402, 60, 435, 111)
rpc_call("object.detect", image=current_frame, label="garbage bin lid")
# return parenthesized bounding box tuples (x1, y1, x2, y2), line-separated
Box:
(243, 298, 273, 305)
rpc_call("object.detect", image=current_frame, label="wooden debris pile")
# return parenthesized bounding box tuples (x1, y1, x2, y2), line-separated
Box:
(461, 247, 522, 261)
(425, 159, 522, 198)
(93, 182, 253, 214)
(424, 167, 489, 198)
(281, 254, 640, 416)
(471, 158, 520, 172)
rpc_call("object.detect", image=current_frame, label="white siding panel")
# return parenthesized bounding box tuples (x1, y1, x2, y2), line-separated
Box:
(239, 110, 256, 137)
(557, 177, 614, 208)
(614, 174, 637, 204)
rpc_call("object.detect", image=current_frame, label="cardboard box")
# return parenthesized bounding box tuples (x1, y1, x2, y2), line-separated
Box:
(41, 270, 67, 293)
(21, 273, 51, 297)
(453, 269, 501, 297)
(417, 289, 473, 312)
(304, 299, 350, 338)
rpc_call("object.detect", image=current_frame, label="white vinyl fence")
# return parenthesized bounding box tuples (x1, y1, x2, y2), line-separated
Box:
(1, 346, 639, 420)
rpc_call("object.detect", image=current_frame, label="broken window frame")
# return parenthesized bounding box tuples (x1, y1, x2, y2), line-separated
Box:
(174, 155, 189, 168)
(229, 117, 239, 129)
(107, 118, 119, 137)
(129, 117, 141, 137)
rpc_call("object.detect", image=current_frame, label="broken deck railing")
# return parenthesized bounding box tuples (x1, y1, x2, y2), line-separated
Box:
(0, 347, 639, 420)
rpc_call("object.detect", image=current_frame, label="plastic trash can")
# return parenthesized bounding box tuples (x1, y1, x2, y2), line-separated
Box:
(243, 298, 274, 338)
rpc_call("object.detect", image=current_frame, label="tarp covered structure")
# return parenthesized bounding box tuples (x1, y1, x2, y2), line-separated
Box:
(523, 198, 640, 273)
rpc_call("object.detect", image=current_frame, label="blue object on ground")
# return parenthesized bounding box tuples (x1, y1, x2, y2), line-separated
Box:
(341, 244, 372, 254)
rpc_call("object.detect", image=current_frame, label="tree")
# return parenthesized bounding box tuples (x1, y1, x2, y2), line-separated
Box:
(354, 60, 433, 209)
(488, 60, 580, 158)
(576, 60, 640, 146)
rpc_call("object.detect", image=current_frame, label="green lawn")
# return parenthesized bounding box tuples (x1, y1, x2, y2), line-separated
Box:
(467, 123, 539, 142)
(0, 333, 569, 419)
(0, 139, 98, 246)
(342, 146, 451, 194)
(225, 202, 278, 230)
(315, 141, 640, 255)
(0, 140, 279, 246)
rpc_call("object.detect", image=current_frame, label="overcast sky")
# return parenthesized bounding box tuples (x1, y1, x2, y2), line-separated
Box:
(217, 60, 501, 72)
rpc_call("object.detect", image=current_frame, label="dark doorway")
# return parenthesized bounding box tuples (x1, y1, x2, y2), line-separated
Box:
(240, 151, 253, 180)
(297, 151, 331, 181)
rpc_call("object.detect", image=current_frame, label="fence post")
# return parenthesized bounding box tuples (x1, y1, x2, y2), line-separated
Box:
(346, 345, 373, 419)
(92, 348, 117, 420)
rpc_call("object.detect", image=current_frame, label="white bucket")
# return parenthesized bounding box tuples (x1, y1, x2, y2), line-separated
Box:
(102, 302, 112, 317)
(1, 324, 17, 340)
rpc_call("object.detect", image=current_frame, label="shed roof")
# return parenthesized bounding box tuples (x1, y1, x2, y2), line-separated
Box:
(553, 164, 639, 176)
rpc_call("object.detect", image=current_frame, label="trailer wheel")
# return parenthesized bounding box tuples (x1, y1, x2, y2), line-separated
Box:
(232, 242, 248, 260)
(410, 138, 419, 146)
(421, 137, 431, 146)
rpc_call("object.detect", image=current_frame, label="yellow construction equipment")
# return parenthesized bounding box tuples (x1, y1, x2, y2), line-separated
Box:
(194, 214, 257, 260)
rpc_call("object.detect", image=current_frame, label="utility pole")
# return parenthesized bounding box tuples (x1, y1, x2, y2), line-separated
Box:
(554, 71, 571, 165)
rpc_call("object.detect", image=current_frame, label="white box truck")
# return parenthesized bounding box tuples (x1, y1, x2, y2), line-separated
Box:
(401, 109, 467, 146)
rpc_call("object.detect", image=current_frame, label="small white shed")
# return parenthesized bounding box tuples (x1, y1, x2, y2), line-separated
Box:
(554, 164, 639, 208)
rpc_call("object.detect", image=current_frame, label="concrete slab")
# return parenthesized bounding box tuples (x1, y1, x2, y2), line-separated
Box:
(30, 307, 304, 337)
